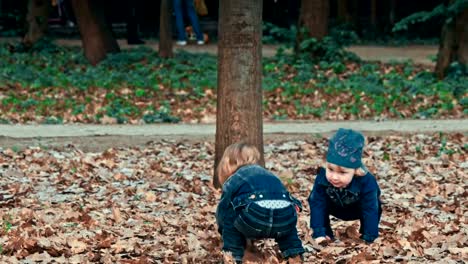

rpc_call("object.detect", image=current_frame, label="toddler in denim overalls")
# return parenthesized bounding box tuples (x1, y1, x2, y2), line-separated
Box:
(216, 142, 304, 263)
(308, 128, 382, 244)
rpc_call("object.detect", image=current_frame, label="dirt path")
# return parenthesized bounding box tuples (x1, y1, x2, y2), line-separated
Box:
(0, 119, 466, 152)
(1, 37, 438, 65)
(347, 45, 436, 65)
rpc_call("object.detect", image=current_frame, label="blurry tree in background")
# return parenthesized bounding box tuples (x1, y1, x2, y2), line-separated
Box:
(0, 0, 454, 47)
(71, 0, 120, 65)
(158, 0, 173, 58)
(337, 0, 350, 24)
(435, 1, 467, 79)
(23, 0, 51, 47)
(370, 0, 377, 30)
(393, 0, 467, 79)
(295, 0, 329, 53)
(214, 0, 264, 188)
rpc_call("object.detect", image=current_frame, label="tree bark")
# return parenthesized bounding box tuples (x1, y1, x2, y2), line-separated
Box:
(456, 9, 468, 66)
(370, 0, 377, 29)
(23, 0, 51, 47)
(295, 0, 329, 52)
(337, 0, 350, 23)
(350, 0, 359, 27)
(71, 0, 120, 66)
(389, 0, 396, 25)
(159, 0, 173, 58)
(435, 7, 468, 79)
(214, 0, 264, 188)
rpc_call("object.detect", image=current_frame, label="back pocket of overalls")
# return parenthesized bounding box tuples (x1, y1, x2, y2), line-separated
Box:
(274, 222, 296, 238)
(273, 206, 298, 238)
(234, 213, 264, 238)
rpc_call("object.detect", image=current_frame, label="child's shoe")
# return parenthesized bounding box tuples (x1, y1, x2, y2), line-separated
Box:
(176, 40, 187, 46)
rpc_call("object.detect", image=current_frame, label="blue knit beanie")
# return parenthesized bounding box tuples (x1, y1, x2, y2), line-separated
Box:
(326, 128, 365, 169)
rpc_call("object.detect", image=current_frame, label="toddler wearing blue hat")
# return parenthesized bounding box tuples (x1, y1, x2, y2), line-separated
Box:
(308, 128, 382, 243)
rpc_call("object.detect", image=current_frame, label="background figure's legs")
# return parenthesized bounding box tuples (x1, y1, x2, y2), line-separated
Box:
(184, 0, 203, 41)
(173, 0, 186, 41)
(59, 0, 75, 27)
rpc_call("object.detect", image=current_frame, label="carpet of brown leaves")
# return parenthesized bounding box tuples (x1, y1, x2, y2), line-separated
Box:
(0, 133, 466, 263)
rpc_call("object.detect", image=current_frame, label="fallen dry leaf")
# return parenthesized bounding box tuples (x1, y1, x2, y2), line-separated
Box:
(67, 239, 87, 254)
(0, 134, 465, 263)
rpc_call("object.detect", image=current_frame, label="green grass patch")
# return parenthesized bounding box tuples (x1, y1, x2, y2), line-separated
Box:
(0, 40, 466, 123)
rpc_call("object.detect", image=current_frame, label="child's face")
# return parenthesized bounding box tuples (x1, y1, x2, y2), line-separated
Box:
(325, 162, 355, 188)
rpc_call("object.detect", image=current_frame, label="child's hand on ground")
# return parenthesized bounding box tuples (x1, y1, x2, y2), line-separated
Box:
(314, 236, 331, 244)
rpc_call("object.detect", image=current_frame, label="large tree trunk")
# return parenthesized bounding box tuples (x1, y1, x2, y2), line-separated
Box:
(159, 0, 173, 58)
(71, 0, 120, 65)
(435, 7, 468, 79)
(214, 0, 264, 188)
(23, 0, 51, 47)
(295, 0, 329, 52)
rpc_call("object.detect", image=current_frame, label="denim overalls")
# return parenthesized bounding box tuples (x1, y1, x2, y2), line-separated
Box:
(216, 165, 305, 262)
(308, 167, 382, 243)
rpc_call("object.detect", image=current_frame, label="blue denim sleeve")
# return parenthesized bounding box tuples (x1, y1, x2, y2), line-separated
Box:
(216, 175, 243, 234)
(216, 192, 230, 234)
(308, 172, 328, 238)
(359, 176, 381, 243)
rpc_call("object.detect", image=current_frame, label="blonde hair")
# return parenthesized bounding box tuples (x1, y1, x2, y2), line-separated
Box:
(355, 167, 367, 177)
(217, 142, 261, 185)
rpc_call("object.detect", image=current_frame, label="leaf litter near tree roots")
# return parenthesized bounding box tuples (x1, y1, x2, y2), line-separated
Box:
(0, 133, 466, 263)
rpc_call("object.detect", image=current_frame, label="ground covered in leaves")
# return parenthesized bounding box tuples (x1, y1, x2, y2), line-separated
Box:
(0, 133, 466, 263)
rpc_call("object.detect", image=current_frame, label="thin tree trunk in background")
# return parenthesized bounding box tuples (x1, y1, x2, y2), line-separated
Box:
(71, 0, 120, 65)
(23, 0, 50, 47)
(214, 0, 264, 188)
(159, 0, 173, 58)
(337, 0, 350, 23)
(370, 0, 377, 28)
(295, 0, 329, 53)
(456, 9, 468, 66)
(351, 0, 358, 27)
(436, 20, 456, 79)
(389, 0, 396, 25)
(435, 7, 468, 79)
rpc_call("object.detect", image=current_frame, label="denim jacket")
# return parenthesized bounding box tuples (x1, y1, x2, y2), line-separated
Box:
(308, 167, 381, 242)
(216, 164, 302, 232)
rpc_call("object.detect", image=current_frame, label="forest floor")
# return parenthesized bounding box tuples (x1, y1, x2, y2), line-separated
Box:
(0, 133, 466, 263)
(0, 37, 466, 263)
